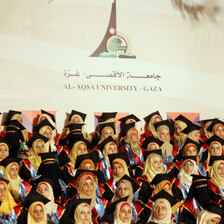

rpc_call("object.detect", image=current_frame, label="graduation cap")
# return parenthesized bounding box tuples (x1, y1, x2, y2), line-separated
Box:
(141, 136, 164, 150)
(40, 110, 56, 123)
(97, 136, 117, 152)
(67, 198, 92, 218)
(4, 110, 21, 125)
(174, 114, 192, 126)
(119, 114, 140, 124)
(207, 203, 224, 219)
(143, 149, 162, 161)
(38, 151, 57, 161)
(182, 138, 202, 153)
(187, 174, 210, 207)
(116, 174, 140, 193)
(207, 118, 224, 133)
(6, 120, 26, 130)
(68, 110, 87, 122)
(144, 111, 162, 124)
(204, 135, 224, 146)
(209, 155, 224, 166)
(119, 122, 135, 138)
(105, 196, 129, 216)
(66, 123, 85, 133)
(108, 151, 130, 167)
(151, 173, 172, 187)
(0, 156, 19, 168)
(0, 136, 11, 149)
(34, 119, 55, 132)
(67, 132, 91, 150)
(181, 123, 201, 135)
(199, 118, 215, 125)
(21, 191, 50, 209)
(27, 133, 49, 148)
(75, 150, 99, 169)
(151, 189, 179, 208)
(153, 119, 174, 136)
(98, 112, 117, 122)
(98, 122, 116, 135)
(33, 175, 61, 198)
(0, 177, 9, 185)
(182, 155, 197, 162)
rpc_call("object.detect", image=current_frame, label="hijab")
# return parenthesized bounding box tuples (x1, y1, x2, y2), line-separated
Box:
(114, 201, 132, 224)
(157, 125, 173, 158)
(27, 201, 47, 224)
(4, 162, 22, 200)
(150, 198, 175, 224)
(142, 153, 165, 182)
(125, 128, 141, 157)
(210, 160, 224, 189)
(37, 182, 57, 214)
(74, 203, 93, 224)
(111, 179, 133, 204)
(39, 126, 55, 152)
(69, 141, 87, 168)
(196, 209, 221, 224)
(0, 181, 17, 215)
(103, 142, 117, 167)
(112, 158, 130, 182)
(147, 114, 162, 138)
(76, 173, 97, 209)
(28, 139, 48, 170)
(178, 159, 198, 186)
(174, 120, 187, 146)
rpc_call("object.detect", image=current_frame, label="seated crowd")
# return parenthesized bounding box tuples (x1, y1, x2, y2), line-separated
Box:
(0, 109, 224, 224)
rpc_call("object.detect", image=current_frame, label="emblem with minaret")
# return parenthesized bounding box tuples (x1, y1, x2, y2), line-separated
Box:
(90, 0, 136, 59)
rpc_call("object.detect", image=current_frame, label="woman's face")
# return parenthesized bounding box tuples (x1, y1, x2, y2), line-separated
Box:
(152, 156, 163, 172)
(9, 164, 19, 179)
(79, 205, 92, 224)
(80, 179, 95, 196)
(183, 161, 194, 174)
(190, 131, 200, 143)
(163, 183, 172, 195)
(76, 143, 88, 156)
(154, 201, 168, 220)
(117, 182, 130, 198)
(101, 127, 114, 141)
(0, 144, 8, 160)
(113, 162, 124, 178)
(131, 129, 139, 143)
(71, 116, 82, 124)
(175, 123, 182, 135)
(106, 143, 118, 155)
(32, 205, 45, 222)
(217, 163, 224, 178)
(37, 183, 50, 199)
(206, 217, 220, 224)
(35, 140, 46, 154)
(210, 142, 222, 156)
(42, 127, 52, 140)
(119, 204, 132, 223)
(0, 184, 7, 201)
(214, 125, 224, 139)
(183, 145, 197, 156)
(160, 128, 170, 142)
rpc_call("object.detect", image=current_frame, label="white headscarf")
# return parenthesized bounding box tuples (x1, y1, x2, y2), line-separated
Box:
(197, 209, 221, 224)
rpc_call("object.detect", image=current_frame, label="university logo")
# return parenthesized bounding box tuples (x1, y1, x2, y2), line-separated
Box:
(90, 0, 136, 59)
